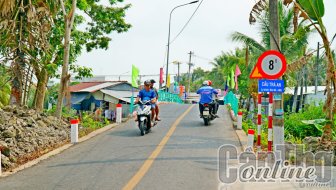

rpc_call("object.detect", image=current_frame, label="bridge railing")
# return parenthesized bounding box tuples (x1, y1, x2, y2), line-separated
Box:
(158, 90, 184, 104)
(224, 91, 238, 116)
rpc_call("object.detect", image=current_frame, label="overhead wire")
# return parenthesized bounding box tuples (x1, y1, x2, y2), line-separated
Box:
(169, 0, 204, 45)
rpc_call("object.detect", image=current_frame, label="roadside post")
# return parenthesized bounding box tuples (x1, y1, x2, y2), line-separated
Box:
(116, 103, 122, 124)
(247, 129, 255, 151)
(70, 119, 79, 144)
(237, 111, 243, 130)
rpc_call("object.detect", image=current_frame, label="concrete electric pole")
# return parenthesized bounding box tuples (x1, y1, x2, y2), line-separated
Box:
(269, 0, 284, 153)
(187, 51, 194, 96)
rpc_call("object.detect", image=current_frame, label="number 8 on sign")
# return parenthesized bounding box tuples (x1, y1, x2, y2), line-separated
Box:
(257, 50, 287, 79)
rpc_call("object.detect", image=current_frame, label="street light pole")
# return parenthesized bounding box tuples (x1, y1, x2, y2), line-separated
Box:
(165, 1, 199, 91)
(118, 71, 130, 81)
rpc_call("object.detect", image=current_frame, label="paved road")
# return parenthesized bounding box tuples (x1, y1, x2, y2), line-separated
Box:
(2, 104, 331, 190)
(0, 104, 241, 190)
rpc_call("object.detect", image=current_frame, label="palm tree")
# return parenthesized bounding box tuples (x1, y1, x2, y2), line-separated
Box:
(232, 2, 310, 64)
(0, 0, 57, 107)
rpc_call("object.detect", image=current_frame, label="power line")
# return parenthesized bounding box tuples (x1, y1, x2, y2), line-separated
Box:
(193, 54, 212, 62)
(169, 0, 204, 45)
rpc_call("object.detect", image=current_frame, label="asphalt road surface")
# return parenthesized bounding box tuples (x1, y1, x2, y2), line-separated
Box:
(1, 104, 333, 190)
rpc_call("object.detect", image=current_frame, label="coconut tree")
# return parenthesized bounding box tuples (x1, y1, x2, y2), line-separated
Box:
(232, 1, 313, 113)
(232, 1, 310, 63)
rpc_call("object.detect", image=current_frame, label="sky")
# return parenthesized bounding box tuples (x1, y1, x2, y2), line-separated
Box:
(76, 0, 336, 83)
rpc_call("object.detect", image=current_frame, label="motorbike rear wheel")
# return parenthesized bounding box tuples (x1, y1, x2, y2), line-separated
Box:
(203, 117, 210, 126)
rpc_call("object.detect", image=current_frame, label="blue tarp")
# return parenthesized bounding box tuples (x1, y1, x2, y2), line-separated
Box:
(70, 92, 102, 111)
(71, 92, 90, 104)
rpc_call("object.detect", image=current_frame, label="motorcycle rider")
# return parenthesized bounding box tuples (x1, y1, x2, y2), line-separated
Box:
(150, 79, 161, 121)
(197, 80, 219, 118)
(135, 80, 157, 124)
(207, 80, 219, 116)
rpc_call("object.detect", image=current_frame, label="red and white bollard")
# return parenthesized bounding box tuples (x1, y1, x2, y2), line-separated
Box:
(70, 119, 79, 144)
(247, 129, 255, 151)
(268, 93, 273, 152)
(116, 103, 122, 124)
(257, 93, 262, 151)
(237, 111, 243, 130)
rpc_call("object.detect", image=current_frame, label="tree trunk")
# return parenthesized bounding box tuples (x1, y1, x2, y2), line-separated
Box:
(65, 80, 71, 109)
(292, 73, 300, 112)
(293, 4, 299, 33)
(35, 68, 49, 112)
(321, 35, 336, 148)
(299, 69, 304, 112)
(10, 64, 23, 106)
(55, 0, 77, 118)
(10, 50, 25, 106)
(246, 96, 251, 112)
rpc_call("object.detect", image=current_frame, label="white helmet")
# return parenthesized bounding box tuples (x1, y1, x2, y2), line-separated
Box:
(202, 80, 209, 86)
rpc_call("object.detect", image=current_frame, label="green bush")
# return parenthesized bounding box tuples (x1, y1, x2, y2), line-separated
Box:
(46, 105, 78, 119)
(80, 111, 110, 129)
(284, 103, 326, 140)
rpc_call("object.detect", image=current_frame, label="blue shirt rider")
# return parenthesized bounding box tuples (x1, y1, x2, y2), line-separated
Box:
(135, 80, 157, 122)
(197, 80, 218, 117)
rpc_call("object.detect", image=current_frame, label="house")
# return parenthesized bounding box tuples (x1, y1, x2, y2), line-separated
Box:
(69, 81, 139, 117)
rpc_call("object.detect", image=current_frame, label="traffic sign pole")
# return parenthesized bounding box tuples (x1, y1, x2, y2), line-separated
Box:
(268, 93, 273, 152)
(257, 93, 262, 151)
(250, 50, 287, 154)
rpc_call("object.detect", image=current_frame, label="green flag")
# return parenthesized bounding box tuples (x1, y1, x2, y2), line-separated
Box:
(230, 68, 235, 89)
(227, 74, 231, 87)
(132, 65, 139, 87)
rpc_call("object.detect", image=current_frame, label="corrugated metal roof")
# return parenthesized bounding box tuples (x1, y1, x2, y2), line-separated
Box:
(78, 82, 123, 92)
(69, 82, 105, 92)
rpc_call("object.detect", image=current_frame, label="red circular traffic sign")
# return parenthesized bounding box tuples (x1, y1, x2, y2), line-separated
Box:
(257, 50, 287, 79)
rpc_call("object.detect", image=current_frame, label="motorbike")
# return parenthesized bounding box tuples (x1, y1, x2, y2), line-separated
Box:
(136, 100, 153, 136)
(201, 101, 217, 126)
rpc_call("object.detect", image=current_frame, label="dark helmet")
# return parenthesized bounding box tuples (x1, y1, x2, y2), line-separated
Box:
(150, 79, 156, 84)
(144, 80, 151, 86)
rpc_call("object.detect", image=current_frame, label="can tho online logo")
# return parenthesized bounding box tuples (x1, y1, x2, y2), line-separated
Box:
(218, 144, 333, 187)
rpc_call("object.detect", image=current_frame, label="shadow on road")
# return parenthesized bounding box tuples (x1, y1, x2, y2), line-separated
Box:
(108, 129, 140, 137)
(47, 156, 217, 168)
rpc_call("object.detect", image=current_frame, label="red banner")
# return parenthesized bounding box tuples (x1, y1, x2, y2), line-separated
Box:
(160, 68, 164, 84)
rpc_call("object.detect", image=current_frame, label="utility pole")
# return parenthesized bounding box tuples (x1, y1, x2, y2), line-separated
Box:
(315, 42, 320, 94)
(187, 51, 194, 96)
(269, 0, 284, 156)
(173, 61, 182, 84)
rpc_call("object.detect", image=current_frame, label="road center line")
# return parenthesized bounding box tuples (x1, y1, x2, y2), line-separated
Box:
(122, 105, 195, 190)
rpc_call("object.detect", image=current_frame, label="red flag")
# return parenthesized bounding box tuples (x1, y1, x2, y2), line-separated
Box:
(235, 65, 242, 90)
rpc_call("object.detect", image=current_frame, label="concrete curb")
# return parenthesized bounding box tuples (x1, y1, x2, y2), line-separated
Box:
(235, 130, 248, 152)
(229, 113, 248, 152)
(1, 123, 120, 178)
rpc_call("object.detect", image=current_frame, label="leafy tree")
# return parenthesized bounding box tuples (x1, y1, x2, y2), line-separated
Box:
(55, 0, 131, 118)
(0, 0, 131, 113)
(0, 0, 57, 106)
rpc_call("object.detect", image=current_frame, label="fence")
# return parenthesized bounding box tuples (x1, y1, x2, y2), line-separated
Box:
(224, 91, 238, 116)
